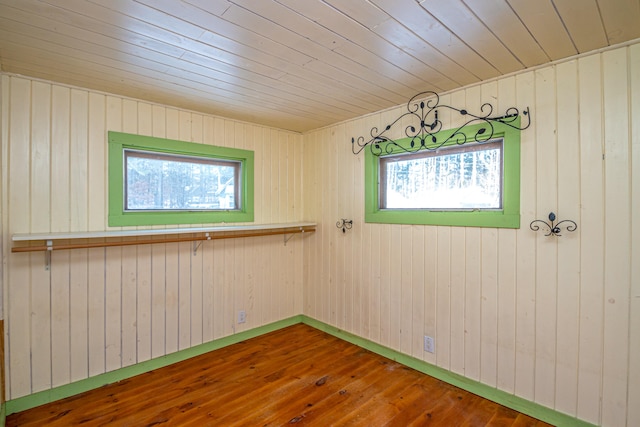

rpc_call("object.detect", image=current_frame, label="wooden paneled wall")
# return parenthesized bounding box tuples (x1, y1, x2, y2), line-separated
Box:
(303, 43, 640, 427)
(2, 43, 639, 427)
(0, 74, 305, 400)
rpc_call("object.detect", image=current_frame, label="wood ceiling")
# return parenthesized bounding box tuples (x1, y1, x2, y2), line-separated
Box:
(1, 0, 639, 133)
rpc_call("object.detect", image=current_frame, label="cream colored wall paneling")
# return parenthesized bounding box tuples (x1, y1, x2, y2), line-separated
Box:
(302, 43, 639, 427)
(1, 74, 305, 401)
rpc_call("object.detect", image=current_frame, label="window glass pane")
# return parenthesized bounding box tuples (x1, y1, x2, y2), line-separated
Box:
(125, 150, 240, 211)
(380, 140, 502, 210)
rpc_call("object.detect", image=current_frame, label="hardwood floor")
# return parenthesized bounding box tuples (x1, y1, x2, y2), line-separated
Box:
(7, 324, 552, 426)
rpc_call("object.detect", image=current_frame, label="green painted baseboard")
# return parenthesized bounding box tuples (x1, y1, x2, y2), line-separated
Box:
(5, 315, 303, 415)
(6, 314, 595, 427)
(300, 316, 595, 427)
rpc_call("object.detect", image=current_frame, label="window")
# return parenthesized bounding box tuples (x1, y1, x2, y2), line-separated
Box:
(109, 131, 254, 226)
(124, 150, 241, 211)
(380, 140, 503, 210)
(365, 121, 521, 228)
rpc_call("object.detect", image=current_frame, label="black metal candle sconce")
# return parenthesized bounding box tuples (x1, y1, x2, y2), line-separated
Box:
(336, 219, 353, 233)
(529, 212, 577, 237)
(350, 91, 531, 156)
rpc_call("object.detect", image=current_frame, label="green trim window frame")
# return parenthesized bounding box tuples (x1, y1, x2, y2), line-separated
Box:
(109, 131, 254, 226)
(365, 120, 521, 228)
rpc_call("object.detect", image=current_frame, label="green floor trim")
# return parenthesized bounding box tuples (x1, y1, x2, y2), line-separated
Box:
(301, 316, 595, 427)
(6, 315, 596, 426)
(5, 315, 303, 415)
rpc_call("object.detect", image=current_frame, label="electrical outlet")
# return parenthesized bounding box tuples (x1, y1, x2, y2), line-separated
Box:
(424, 335, 435, 353)
(238, 310, 246, 324)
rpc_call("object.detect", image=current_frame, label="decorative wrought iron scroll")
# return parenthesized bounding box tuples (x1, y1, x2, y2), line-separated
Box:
(336, 219, 353, 233)
(530, 212, 577, 237)
(351, 91, 530, 156)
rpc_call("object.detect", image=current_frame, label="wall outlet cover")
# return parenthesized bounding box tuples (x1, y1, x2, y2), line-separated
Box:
(424, 335, 435, 353)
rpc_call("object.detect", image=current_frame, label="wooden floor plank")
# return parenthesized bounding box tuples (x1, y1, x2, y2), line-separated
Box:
(6, 324, 552, 426)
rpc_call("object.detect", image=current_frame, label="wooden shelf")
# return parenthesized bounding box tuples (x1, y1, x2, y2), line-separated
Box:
(12, 222, 316, 253)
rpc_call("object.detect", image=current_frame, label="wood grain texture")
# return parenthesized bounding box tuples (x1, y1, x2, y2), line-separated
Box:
(600, 47, 632, 427)
(0, 0, 638, 131)
(627, 42, 640, 427)
(302, 43, 640, 426)
(1, 74, 305, 402)
(5, 324, 552, 427)
(0, 319, 5, 403)
(2, 39, 640, 427)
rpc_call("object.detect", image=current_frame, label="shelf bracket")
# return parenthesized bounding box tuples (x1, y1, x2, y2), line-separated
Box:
(284, 227, 305, 246)
(193, 241, 202, 255)
(193, 233, 211, 255)
(45, 240, 53, 270)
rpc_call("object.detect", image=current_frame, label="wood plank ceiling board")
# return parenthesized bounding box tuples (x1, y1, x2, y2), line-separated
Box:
(2, 0, 314, 130)
(370, 0, 498, 82)
(200, 3, 400, 110)
(0, 6, 264, 90)
(551, 0, 608, 53)
(7, 0, 347, 128)
(145, 0, 402, 111)
(0, 22, 336, 128)
(2, 3, 276, 92)
(222, 0, 419, 101)
(506, 0, 578, 60)
(419, 0, 525, 74)
(0, 7, 177, 68)
(179, 0, 233, 17)
(219, 3, 406, 108)
(0, 42, 318, 131)
(0, 31, 332, 129)
(274, 0, 455, 93)
(122, 0, 289, 79)
(328, 0, 483, 87)
(461, 0, 551, 67)
(0, 0, 639, 132)
(139, 3, 382, 116)
(596, 0, 640, 45)
(78, 1, 304, 89)
(3, 1, 186, 60)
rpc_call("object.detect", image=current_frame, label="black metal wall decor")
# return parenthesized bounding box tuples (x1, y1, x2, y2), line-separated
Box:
(351, 91, 531, 156)
(336, 219, 353, 233)
(529, 212, 577, 237)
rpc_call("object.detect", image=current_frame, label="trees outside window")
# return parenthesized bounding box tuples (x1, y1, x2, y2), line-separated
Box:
(108, 131, 253, 226)
(380, 140, 503, 210)
(364, 121, 521, 228)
